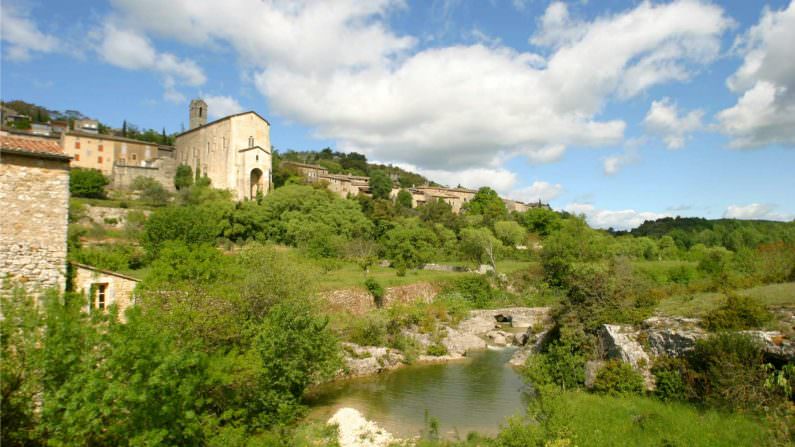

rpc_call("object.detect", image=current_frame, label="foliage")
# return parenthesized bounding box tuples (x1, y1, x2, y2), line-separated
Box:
(69, 168, 109, 199)
(71, 242, 144, 272)
(131, 176, 170, 206)
(381, 219, 437, 270)
(460, 227, 503, 270)
(396, 188, 413, 209)
(651, 357, 690, 402)
(494, 220, 527, 247)
(144, 241, 231, 286)
(174, 164, 194, 190)
(702, 293, 772, 331)
(369, 169, 393, 200)
(462, 187, 507, 225)
(591, 360, 645, 396)
(447, 275, 494, 308)
(519, 207, 564, 236)
(365, 277, 385, 308)
(142, 203, 231, 256)
(524, 337, 587, 391)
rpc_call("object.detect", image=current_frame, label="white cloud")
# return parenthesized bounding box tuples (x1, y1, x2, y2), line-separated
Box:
(717, 1, 795, 148)
(644, 98, 703, 149)
(0, 4, 57, 61)
(203, 95, 245, 119)
(507, 181, 563, 203)
(724, 203, 793, 221)
(97, 22, 206, 102)
(564, 203, 669, 230)
(106, 0, 730, 172)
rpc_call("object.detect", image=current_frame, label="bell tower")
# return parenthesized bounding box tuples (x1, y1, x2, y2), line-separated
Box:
(189, 98, 208, 130)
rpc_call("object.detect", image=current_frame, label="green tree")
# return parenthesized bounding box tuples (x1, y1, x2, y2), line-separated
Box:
(142, 204, 231, 257)
(520, 207, 563, 236)
(463, 187, 507, 225)
(131, 176, 169, 206)
(460, 227, 504, 271)
(369, 169, 392, 200)
(381, 219, 437, 270)
(494, 220, 527, 246)
(396, 188, 413, 209)
(69, 168, 109, 198)
(174, 164, 194, 190)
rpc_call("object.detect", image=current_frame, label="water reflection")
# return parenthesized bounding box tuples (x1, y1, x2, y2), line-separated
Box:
(307, 348, 529, 438)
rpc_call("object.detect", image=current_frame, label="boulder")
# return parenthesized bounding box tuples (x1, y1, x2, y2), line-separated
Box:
(584, 360, 606, 389)
(442, 326, 487, 356)
(328, 407, 398, 447)
(485, 330, 511, 346)
(465, 307, 552, 330)
(743, 331, 795, 362)
(341, 343, 404, 377)
(599, 324, 650, 368)
(509, 348, 531, 367)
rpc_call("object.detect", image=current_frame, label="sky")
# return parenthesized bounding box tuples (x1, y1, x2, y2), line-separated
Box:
(1, 0, 793, 229)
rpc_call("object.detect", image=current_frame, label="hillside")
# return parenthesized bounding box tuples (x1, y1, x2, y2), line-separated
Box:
(624, 216, 795, 249)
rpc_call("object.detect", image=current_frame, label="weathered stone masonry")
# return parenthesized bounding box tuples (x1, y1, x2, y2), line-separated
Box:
(1, 148, 70, 295)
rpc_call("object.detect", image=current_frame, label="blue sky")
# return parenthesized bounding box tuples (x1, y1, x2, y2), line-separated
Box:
(2, 0, 793, 229)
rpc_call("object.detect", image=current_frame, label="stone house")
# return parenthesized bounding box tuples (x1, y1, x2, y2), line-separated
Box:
(72, 263, 140, 317)
(174, 99, 272, 201)
(0, 133, 71, 296)
(61, 131, 167, 175)
(280, 160, 328, 180)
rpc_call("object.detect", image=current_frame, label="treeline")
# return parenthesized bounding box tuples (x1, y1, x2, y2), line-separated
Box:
(623, 216, 795, 251)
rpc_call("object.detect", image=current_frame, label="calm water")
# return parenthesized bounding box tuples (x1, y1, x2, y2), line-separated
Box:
(306, 347, 529, 439)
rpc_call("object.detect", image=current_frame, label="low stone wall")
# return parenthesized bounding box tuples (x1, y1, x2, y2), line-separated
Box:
(321, 282, 438, 314)
(112, 157, 176, 192)
(82, 205, 151, 228)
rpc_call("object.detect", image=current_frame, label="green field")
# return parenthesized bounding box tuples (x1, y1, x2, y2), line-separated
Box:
(655, 281, 795, 318)
(516, 391, 772, 447)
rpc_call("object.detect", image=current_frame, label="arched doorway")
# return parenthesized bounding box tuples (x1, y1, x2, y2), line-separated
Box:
(250, 168, 264, 199)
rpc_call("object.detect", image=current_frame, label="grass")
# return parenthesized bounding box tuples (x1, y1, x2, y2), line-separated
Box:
(314, 260, 537, 291)
(525, 391, 773, 447)
(655, 282, 795, 318)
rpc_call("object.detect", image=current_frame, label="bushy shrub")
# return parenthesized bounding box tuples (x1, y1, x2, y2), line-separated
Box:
(702, 293, 772, 331)
(347, 315, 388, 347)
(131, 176, 169, 206)
(524, 338, 586, 391)
(70, 168, 109, 198)
(364, 278, 385, 308)
(142, 204, 230, 257)
(651, 357, 689, 402)
(591, 360, 645, 396)
(425, 342, 448, 357)
(448, 275, 494, 308)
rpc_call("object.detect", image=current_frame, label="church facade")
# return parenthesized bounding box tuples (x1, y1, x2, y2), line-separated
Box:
(174, 99, 272, 201)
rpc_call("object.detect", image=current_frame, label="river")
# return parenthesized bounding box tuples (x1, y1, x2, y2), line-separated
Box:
(307, 347, 529, 439)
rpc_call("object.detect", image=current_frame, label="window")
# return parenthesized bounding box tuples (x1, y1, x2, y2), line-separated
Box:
(98, 144, 103, 152)
(93, 283, 108, 309)
(132, 153, 137, 161)
(98, 156, 103, 164)
(199, 107, 203, 117)
(256, 154, 259, 161)
(75, 154, 80, 161)
(248, 136, 254, 147)
(75, 141, 80, 149)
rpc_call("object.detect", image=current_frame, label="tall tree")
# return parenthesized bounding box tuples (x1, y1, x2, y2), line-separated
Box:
(368, 170, 392, 200)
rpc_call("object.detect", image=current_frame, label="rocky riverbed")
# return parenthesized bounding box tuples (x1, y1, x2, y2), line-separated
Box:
(338, 307, 553, 378)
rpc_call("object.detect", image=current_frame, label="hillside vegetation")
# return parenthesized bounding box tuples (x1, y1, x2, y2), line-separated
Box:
(2, 163, 794, 446)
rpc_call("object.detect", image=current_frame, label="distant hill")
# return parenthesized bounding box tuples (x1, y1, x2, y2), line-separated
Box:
(623, 216, 795, 249)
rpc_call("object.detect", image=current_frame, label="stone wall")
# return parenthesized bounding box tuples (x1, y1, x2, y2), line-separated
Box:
(73, 264, 139, 318)
(81, 205, 151, 229)
(112, 157, 177, 192)
(321, 282, 438, 314)
(0, 153, 69, 295)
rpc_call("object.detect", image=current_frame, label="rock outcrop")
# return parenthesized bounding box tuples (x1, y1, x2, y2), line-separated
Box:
(328, 408, 399, 447)
(341, 343, 405, 377)
(598, 324, 654, 389)
(642, 317, 705, 357)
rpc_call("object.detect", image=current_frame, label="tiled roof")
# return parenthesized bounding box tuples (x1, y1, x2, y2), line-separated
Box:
(0, 134, 68, 159)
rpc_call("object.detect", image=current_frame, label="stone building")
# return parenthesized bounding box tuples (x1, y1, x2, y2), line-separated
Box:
(0, 133, 70, 295)
(280, 160, 329, 180)
(175, 99, 272, 201)
(72, 263, 140, 317)
(61, 131, 168, 175)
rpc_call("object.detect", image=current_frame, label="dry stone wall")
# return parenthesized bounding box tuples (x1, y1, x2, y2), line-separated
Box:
(321, 282, 438, 314)
(0, 153, 69, 295)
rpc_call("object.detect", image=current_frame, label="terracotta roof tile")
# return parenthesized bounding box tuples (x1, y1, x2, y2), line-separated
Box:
(0, 135, 67, 158)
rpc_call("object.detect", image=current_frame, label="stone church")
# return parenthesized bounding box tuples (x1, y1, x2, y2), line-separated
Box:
(174, 99, 272, 200)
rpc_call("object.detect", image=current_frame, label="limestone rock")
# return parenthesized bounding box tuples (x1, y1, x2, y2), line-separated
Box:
(584, 360, 606, 389)
(485, 330, 511, 346)
(743, 331, 795, 362)
(442, 327, 487, 356)
(328, 407, 399, 447)
(599, 324, 650, 368)
(341, 343, 404, 377)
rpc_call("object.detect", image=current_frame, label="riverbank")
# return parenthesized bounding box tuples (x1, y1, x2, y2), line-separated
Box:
(337, 306, 552, 378)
